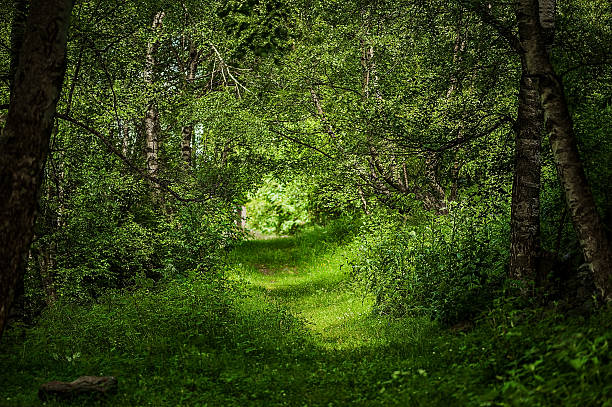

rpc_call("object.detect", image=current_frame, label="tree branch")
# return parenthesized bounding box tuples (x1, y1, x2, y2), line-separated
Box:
(55, 113, 212, 203)
(268, 126, 334, 159)
(460, 1, 521, 52)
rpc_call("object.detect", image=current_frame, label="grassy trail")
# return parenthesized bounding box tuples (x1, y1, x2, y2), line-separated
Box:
(230, 234, 380, 350)
(6, 228, 607, 406)
(223, 231, 454, 406)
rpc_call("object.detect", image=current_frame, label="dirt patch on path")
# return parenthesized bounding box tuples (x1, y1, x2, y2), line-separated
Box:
(258, 265, 274, 275)
(255, 264, 298, 275)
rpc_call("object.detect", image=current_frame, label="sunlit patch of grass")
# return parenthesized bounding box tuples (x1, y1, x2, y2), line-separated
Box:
(228, 230, 434, 353)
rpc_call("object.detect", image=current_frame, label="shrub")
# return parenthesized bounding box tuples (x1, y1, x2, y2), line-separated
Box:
(351, 201, 510, 325)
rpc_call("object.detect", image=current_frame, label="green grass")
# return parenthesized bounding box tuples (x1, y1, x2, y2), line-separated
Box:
(228, 229, 435, 353)
(1, 224, 611, 406)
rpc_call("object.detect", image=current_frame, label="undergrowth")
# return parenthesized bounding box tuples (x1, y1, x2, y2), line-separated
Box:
(0, 220, 610, 406)
(351, 204, 510, 325)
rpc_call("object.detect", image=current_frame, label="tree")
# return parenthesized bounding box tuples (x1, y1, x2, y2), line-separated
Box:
(508, 0, 555, 288)
(509, 68, 543, 288)
(144, 11, 165, 195)
(517, 0, 612, 300)
(0, 0, 74, 337)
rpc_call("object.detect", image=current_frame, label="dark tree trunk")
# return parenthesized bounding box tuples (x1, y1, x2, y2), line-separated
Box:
(0, 0, 73, 337)
(9, 0, 28, 96)
(517, 0, 612, 300)
(509, 70, 543, 287)
(509, 0, 556, 291)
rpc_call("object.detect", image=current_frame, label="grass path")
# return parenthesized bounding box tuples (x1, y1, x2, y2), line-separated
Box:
(230, 234, 381, 350)
(222, 231, 459, 405)
(1, 228, 609, 405)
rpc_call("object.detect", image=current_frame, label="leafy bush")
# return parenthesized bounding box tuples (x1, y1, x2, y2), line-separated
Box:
(446, 300, 612, 406)
(27, 170, 240, 306)
(351, 201, 510, 325)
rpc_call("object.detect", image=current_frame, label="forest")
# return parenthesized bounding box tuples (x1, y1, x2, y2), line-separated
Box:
(0, 0, 611, 405)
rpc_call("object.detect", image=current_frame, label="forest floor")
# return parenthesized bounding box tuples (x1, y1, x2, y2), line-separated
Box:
(0, 227, 611, 406)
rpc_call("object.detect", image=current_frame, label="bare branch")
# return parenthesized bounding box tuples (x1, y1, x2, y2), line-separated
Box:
(211, 44, 249, 96)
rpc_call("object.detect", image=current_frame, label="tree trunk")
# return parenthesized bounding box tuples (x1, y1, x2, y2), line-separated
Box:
(424, 154, 448, 214)
(517, 0, 612, 300)
(119, 121, 130, 157)
(9, 0, 28, 96)
(144, 11, 164, 191)
(509, 0, 556, 290)
(509, 70, 543, 286)
(181, 125, 193, 168)
(181, 39, 198, 169)
(40, 247, 57, 306)
(0, 0, 73, 337)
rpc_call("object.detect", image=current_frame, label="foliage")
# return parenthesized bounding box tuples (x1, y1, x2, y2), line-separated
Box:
(27, 163, 240, 307)
(352, 200, 510, 325)
(246, 176, 312, 235)
(2, 229, 611, 406)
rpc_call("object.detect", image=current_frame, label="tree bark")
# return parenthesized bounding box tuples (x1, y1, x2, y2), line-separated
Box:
(181, 125, 193, 168)
(509, 70, 543, 286)
(120, 121, 130, 157)
(9, 0, 28, 96)
(39, 376, 118, 400)
(517, 0, 612, 300)
(181, 39, 199, 169)
(0, 0, 73, 337)
(144, 11, 164, 191)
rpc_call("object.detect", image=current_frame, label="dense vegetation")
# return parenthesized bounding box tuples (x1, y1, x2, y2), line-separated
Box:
(0, 0, 611, 405)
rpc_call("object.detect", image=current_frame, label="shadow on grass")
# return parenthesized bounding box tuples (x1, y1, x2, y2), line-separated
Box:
(244, 276, 348, 301)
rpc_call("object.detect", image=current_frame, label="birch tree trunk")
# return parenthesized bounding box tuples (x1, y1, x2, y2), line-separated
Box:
(181, 125, 193, 168)
(144, 11, 164, 192)
(0, 0, 73, 337)
(181, 40, 198, 169)
(517, 0, 612, 300)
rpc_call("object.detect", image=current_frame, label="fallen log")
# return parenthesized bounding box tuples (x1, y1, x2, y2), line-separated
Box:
(38, 376, 118, 400)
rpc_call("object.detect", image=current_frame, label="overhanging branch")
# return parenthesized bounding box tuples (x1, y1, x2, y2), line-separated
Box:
(55, 113, 212, 203)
